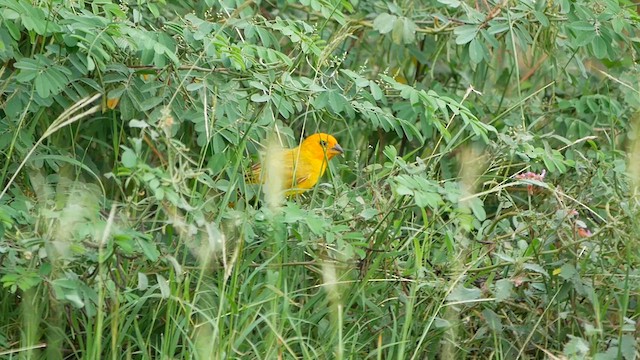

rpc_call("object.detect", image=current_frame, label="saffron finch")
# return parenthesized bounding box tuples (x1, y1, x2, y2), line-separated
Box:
(249, 133, 344, 195)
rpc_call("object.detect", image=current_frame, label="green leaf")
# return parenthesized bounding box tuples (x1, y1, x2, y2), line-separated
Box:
(283, 203, 307, 223)
(482, 309, 502, 334)
(156, 274, 170, 298)
(359, 208, 379, 220)
(454, 25, 478, 45)
(327, 90, 348, 113)
(137, 238, 160, 262)
(342, 69, 369, 87)
(114, 232, 135, 254)
(620, 334, 635, 360)
(139, 96, 165, 112)
(563, 335, 589, 357)
(383, 145, 397, 160)
(612, 17, 625, 34)
(306, 215, 327, 235)
(373, 13, 396, 34)
(487, 22, 509, 35)
(369, 81, 383, 101)
(82, 54, 94, 71)
(51, 279, 84, 308)
(573, 29, 595, 46)
(15, 57, 46, 82)
(437, 0, 461, 8)
(271, 92, 294, 118)
(447, 284, 481, 302)
(138, 272, 149, 291)
(391, 17, 404, 44)
(1, 270, 42, 292)
(494, 279, 513, 301)
(121, 147, 137, 168)
(468, 38, 484, 64)
(402, 18, 417, 44)
(594, 347, 621, 360)
(591, 35, 607, 59)
(392, 17, 417, 44)
(64, 293, 85, 308)
(34, 75, 50, 98)
(469, 197, 486, 221)
(392, 174, 443, 209)
(569, 21, 595, 31)
(523, 263, 549, 277)
(558, 263, 579, 281)
(19, 2, 48, 35)
(533, 10, 549, 27)
(313, 90, 329, 109)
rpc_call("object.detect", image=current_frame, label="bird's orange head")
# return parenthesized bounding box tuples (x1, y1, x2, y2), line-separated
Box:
(300, 133, 344, 160)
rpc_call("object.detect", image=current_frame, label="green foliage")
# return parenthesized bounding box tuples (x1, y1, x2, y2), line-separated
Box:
(1, 0, 639, 358)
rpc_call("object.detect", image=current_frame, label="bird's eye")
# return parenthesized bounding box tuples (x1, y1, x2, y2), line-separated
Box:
(319, 140, 327, 147)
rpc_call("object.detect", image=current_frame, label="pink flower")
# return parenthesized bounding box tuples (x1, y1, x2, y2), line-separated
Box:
(577, 227, 592, 238)
(515, 169, 546, 181)
(515, 170, 546, 195)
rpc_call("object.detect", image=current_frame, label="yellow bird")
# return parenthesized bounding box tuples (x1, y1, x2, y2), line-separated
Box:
(249, 133, 344, 196)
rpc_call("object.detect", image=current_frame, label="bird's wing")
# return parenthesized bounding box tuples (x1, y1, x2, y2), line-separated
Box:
(283, 148, 321, 190)
(293, 173, 311, 187)
(248, 148, 316, 192)
(247, 162, 262, 183)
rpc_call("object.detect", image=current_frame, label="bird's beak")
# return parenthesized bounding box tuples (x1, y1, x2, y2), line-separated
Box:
(330, 144, 344, 155)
